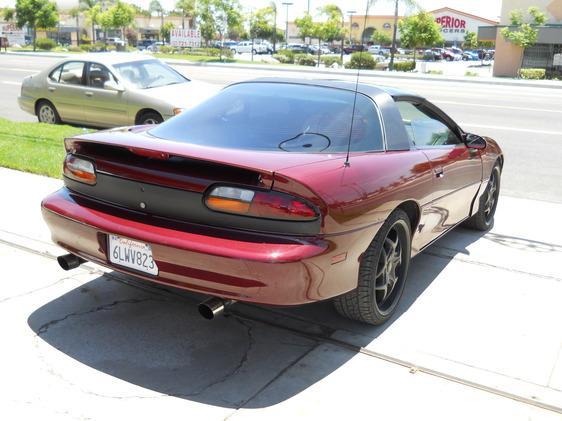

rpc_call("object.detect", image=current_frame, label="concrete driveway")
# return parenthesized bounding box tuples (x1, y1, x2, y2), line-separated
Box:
(0, 167, 561, 420)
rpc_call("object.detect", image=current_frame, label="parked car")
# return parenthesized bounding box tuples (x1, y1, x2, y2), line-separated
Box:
(344, 44, 366, 54)
(442, 49, 462, 61)
(105, 37, 127, 47)
(423, 49, 442, 60)
(137, 39, 155, 51)
(462, 50, 480, 61)
(309, 44, 332, 55)
(42, 78, 503, 325)
(18, 53, 217, 127)
(232, 40, 270, 54)
(281, 43, 309, 54)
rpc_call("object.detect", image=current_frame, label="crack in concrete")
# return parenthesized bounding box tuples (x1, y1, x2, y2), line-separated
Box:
(36, 297, 168, 336)
(0, 277, 74, 304)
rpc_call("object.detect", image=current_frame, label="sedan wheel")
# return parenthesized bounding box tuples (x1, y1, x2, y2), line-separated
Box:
(140, 112, 163, 125)
(334, 209, 411, 325)
(37, 102, 60, 124)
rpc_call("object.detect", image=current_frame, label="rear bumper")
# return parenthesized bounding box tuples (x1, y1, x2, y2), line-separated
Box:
(41, 188, 373, 305)
(18, 95, 34, 115)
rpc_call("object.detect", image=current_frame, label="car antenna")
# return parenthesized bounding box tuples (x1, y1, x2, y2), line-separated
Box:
(345, 0, 372, 167)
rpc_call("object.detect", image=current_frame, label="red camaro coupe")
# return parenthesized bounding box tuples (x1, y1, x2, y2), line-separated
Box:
(42, 79, 503, 325)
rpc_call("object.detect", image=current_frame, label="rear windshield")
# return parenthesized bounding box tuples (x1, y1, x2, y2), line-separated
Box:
(149, 83, 384, 153)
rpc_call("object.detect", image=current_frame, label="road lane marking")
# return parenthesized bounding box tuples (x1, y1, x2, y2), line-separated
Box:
(435, 100, 562, 114)
(2, 81, 21, 85)
(0, 67, 39, 72)
(460, 123, 562, 136)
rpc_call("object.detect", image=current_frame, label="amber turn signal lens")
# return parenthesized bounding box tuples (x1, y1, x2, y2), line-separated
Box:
(63, 154, 96, 185)
(205, 186, 318, 221)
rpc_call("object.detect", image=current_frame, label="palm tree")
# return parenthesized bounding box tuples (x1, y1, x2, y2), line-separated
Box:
(150, 0, 165, 39)
(2, 7, 16, 22)
(175, 0, 196, 30)
(387, 0, 419, 70)
(80, 0, 99, 43)
(68, 7, 81, 46)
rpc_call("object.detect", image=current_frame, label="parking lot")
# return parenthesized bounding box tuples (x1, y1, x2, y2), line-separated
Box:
(0, 53, 561, 419)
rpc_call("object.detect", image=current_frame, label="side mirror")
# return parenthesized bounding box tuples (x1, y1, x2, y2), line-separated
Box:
(464, 133, 487, 150)
(104, 80, 124, 92)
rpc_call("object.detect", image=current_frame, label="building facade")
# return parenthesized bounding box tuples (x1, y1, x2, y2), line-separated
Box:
(480, 0, 562, 77)
(346, 7, 497, 46)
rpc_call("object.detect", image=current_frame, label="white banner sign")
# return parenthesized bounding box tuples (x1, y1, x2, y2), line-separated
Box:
(0, 23, 25, 46)
(170, 29, 201, 48)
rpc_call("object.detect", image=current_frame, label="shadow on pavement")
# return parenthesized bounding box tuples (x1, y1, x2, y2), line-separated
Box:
(27, 227, 485, 408)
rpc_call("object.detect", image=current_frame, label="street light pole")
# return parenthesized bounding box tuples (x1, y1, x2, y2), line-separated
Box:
(347, 10, 356, 45)
(282, 2, 293, 45)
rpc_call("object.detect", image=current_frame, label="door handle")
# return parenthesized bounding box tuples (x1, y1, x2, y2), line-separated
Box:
(434, 166, 444, 178)
(48, 87, 56, 92)
(85, 91, 94, 97)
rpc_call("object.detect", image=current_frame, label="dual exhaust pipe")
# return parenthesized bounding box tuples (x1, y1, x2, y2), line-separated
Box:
(57, 253, 234, 320)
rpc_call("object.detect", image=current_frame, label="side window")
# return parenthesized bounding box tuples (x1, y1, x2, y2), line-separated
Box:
(87, 62, 117, 89)
(49, 65, 62, 82)
(396, 101, 461, 148)
(59, 62, 85, 86)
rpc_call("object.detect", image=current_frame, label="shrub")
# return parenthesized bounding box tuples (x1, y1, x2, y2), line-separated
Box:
(519, 68, 545, 80)
(276, 49, 295, 63)
(35, 38, 56, 51)
(393, 60, 416, 72)
(159, 45, 174, 54)
(273, 53, 291, 63)
(344, 52, 376, 70)
(295, 53, 317, 66)
(69, 46, 82, 52)
(106, 44, 116, 52)
(425, 69, 443, 75)
(321, 55, 342, 67)
(80, 44, 94, 52)
(465, 71, 478, 77)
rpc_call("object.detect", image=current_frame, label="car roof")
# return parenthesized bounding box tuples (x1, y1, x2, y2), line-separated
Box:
(233, 77, 425, 102)
(56, 53, 155, 66)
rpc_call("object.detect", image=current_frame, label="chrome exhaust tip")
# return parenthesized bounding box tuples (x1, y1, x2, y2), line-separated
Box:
(57, 253, 86, 271)
(198, 297, 234, 320)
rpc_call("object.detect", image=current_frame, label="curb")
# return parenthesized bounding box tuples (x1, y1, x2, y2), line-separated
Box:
(5, 50, 562, 89)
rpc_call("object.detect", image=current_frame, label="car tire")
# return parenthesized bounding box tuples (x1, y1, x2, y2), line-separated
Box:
(36, 100, 61, 124)
(334, 209, 412, 325)
(463, 163, 501, 231)
(252, 49, 257, 55)
(139, 111, 163, 125)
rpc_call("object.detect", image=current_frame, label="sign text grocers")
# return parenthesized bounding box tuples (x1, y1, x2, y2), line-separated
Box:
(170, 29, 201, 48)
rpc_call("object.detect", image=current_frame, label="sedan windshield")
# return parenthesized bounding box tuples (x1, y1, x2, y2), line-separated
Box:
(113, 59, 188, 89)
(149, 83, 383, 153)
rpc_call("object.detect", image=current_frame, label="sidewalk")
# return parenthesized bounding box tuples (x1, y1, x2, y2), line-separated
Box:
(0, 167, 561, 420)
(5, 50, 562, 89)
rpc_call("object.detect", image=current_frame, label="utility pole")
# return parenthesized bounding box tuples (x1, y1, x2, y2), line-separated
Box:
(273, 4, 277, 53)
(307, 0, 310, 14)
(389, 0, 399, 71)
(347, 10, 356, 44)
(282, 2, 293, 45)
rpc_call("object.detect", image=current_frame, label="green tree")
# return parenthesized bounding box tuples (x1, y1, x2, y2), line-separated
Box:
(386, 0, 419, 70)
(398, 11, 443, 63)
(99, 0, 135, 44)
(371, 31, 391, 45)
(463, 30, 478, 50)
(150, 0, 165, 34)
(15, 0, 58, 51)
(2, 7, 16, 22)
(294, 13, 314, 43)
(197, 0, 242, 45)
(500, 6, 547, 48)
(317, 4, 345, 63)
(81, 0, 100, 43)
(160, 21, 174, 42)
(249, 6, 275, 41)
(175, 0, 196, 29)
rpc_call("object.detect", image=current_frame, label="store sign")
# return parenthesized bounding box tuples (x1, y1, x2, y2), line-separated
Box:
(0, 23, 25, 46)
(554, 53, 562, 66)
(170, 29, 201, 48)
(435, 16, 467, 33)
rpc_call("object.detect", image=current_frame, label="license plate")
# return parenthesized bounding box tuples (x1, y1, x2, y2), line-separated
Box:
(108, 235, 158, 275)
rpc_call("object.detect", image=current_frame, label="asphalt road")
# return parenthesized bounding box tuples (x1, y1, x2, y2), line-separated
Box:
(1, 53, 561, 203)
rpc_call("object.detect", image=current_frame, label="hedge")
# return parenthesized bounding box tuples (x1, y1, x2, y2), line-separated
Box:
(321, 56, 342, 67)
(35, 38, 56, 50)
(393, 61, 416, 72)
(294, 54, 317, 66)
(519, 68, 545, 80)
(344, 52, 376, 70)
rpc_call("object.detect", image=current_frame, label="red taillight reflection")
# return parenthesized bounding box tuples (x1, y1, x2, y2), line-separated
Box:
(251, 192, 317, 220)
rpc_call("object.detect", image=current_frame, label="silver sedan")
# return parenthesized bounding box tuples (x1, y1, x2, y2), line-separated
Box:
(18, 53, 216, 127)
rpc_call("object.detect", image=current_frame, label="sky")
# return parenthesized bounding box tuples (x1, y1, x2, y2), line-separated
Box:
(0, 0, 502, 22)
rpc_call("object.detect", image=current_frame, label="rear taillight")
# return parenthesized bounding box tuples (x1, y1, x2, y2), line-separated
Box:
(63, 154, 96, 185)
(205, 186, 318, 221)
